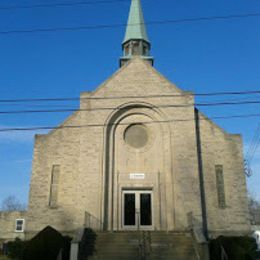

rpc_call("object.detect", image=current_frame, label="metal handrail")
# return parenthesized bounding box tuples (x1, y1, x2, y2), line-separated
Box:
(221, 246, 229, 260)
(84, 211, 103, 231)
(187, 212, 209, 260)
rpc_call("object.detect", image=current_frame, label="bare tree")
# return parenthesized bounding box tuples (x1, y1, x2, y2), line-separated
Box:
(248, 193, 260, 224)
(1, 195, 26, 212)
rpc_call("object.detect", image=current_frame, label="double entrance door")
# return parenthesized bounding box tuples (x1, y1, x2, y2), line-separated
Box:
(122, 190, 153, 230)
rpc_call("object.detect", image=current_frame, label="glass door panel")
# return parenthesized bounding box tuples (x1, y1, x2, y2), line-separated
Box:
(122, 190, 153, 230)
(140, 193, 152, 226)
(124, 193, 136, 226)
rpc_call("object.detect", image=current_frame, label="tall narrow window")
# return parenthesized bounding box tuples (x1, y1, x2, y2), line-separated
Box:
(49, 165, 60, 208)
(215, 165, 226, 208)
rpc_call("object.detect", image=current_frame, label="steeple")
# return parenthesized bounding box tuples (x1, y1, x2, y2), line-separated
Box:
(120, 0, 153, 67)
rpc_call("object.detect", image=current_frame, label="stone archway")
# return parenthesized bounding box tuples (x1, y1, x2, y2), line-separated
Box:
(102, 102, 175, 231)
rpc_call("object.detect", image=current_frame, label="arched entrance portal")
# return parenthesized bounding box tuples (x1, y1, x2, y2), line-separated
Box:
(103, 103, 174, 231)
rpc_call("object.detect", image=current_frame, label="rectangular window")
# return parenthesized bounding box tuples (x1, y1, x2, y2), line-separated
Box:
(15, 219, 25, 232)
(49, 165, 60, 208)
(215, 165, 226, 208)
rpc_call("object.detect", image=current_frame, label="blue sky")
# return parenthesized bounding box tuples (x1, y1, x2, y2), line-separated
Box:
(0, 0, 260, 205)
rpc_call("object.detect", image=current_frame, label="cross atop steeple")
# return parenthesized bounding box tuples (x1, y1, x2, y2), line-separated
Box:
(120, 0, 153, 67)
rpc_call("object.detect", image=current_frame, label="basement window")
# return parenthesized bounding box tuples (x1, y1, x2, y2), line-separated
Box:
(15, 219, 25, 232)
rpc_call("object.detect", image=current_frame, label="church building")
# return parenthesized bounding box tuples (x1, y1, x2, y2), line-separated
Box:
(0, 0, 251, 251)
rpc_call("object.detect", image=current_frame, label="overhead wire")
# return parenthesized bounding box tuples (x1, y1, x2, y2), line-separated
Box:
(0, 12, 260, 35)
(0, 5, 258, 153)
(244, 123, 260, 177)
(246, 123, 260, 159)
(248, 137, 260, 164)
(0, 90, 260, 103)
(0, 103, 77, 108)
(1, 96, 259, 109)
(0, 113, 260, 132)
(0, 1, 258, 180)
(0, 0, 130, 11)
(247, 123, 260, 164)
(0, 100, 260, 115)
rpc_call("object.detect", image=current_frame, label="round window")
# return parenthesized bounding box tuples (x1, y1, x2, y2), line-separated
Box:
(124, 124, 149, 149)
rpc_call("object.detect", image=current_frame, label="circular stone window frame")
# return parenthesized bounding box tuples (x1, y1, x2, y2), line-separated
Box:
(124, 123, 149, 149)
(122, 122, 156, 153)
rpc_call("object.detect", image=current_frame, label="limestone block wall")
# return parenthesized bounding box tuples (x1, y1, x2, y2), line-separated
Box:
(0, 211, 26, 243)
(198, 112, 250, 236)
(78, 98, 105, 226)
(78, 59, 205, 231)
(23, 58, 250, 236)
(168, 107, 203, 231)
(26, 112, 82, 237)
(81, 58, 204, 231)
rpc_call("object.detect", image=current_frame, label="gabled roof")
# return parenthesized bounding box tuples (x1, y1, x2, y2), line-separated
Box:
(123, 0, 150, 44)
(89, 57, 188, 97)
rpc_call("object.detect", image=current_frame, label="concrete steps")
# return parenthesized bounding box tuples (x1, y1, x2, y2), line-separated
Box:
(89, 231, 198, 260)
(89, 232, 140, 260)
(148, 232, 197, 260)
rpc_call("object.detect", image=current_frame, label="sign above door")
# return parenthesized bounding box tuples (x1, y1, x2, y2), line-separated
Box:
(129, 173, 145, 180)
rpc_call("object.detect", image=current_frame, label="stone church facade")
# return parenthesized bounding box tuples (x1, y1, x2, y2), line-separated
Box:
(0, 0, 250, 243)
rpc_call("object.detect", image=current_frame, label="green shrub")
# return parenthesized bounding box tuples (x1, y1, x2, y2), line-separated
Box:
(209, 236, 257, 260)
(6, 226, 72, 260)
(7, 238, 27, 260)
(78, 228, 97, 260)
(23, 226, 64, 260)
(62, 236, 72, 260)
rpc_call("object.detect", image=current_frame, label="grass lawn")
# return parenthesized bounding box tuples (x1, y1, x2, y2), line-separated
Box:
(0, 256, 10, 260)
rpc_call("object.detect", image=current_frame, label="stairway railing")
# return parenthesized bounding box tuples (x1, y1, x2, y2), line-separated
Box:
(84, 211, 103, 231)
(138, 231, 151, 260)
(188, 212, 210, 260)
(221, 246, 229, 260)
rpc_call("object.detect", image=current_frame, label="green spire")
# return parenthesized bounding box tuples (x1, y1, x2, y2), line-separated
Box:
(123, 0, 149, 44)
(120, 0, 153, 67)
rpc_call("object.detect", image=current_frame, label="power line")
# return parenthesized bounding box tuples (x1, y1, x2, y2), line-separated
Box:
(0, 113, 259, 132)
(0, 100, 260, 115)
(1, 96, 258, 108)
(0, 0, 129, 11)
(249, 137, 260, 164)
(244, 159, 253, 177)
(246, 123, 260, 159)
(247, 123, 260, 164)
(245, 122, 260, 177)
(0, 90, 260, 103)
(198, 101, 260, 106)
(0, 12, 260, 35)
(0, 103, 77, 108)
